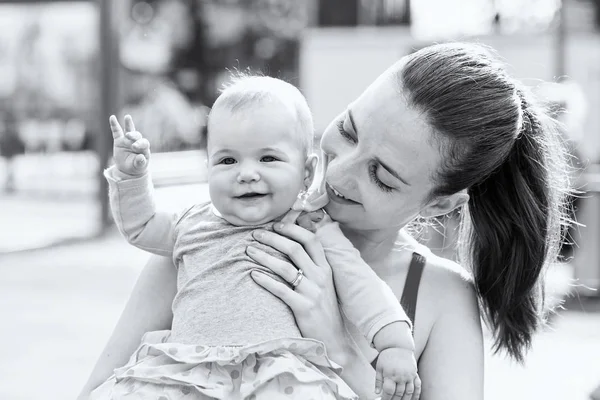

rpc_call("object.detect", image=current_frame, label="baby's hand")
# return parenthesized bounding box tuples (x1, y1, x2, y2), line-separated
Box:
(296, 209, 332, 233)
(110, 115, 150, 177)
(376, 347, 421, 400)
(280, 187, 330, 226)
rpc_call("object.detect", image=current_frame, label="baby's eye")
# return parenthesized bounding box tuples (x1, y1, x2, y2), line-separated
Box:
(219, 157, 236, 165)
(261, 156, 279, 162)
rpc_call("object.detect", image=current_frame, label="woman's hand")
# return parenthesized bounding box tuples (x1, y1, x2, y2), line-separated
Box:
(246, 222, 352, 365)
(248, 223, 386, 399)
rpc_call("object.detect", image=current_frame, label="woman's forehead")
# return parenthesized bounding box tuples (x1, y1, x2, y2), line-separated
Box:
(351, 68, 425, 142)
(349, 69, 440, 184)
(353, 65, 404, 117)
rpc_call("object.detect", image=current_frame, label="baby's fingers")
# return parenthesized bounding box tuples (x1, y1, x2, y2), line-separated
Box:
(400, 381, 415, 400)
(124, 114, 136, 132)
(409, 376, 421, 400)
(375, 368, 383, 396)
(122, 132, 151, 159)
(382, 377, 398, 400)
(125, 130, 143, 141)
(133, 153, 147, 169)
(109, 115, 123, 139)
(132, 138, 150, 154)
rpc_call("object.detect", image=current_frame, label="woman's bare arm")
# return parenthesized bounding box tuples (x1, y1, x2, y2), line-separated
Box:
(417, 267, 484, 399)
(77, 255, 177, 398)
(335, 337, 380, 399)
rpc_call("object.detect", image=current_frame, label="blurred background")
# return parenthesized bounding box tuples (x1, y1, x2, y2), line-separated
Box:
(0, 0, 599, 399)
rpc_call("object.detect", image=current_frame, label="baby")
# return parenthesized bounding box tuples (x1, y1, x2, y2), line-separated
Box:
(93, 75, 418, 399)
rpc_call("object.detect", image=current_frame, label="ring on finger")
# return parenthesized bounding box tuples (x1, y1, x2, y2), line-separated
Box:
(290, 268, 304, 290)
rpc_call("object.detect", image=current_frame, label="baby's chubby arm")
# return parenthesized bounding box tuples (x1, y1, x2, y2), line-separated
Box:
(304, 215, 413, 344)
(289, 188, 414, 350)
(297, 210, 420, 398)
(106, 115, 177, 256)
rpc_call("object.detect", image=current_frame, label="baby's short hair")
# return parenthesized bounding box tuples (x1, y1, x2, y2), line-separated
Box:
(209, 72, 314, 155)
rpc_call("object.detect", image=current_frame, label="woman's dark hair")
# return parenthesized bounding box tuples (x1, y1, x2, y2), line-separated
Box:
(400, 43, 571, 362)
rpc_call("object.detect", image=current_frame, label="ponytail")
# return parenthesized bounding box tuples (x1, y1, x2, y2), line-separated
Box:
(458, 93, 568, 362)
(400, 42, 572, 362)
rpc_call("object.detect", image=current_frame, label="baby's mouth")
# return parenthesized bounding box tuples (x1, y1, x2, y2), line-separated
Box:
(236, 192, 267, 199)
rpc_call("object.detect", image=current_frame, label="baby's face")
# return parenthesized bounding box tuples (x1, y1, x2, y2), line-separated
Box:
(207, 103, 311, 226)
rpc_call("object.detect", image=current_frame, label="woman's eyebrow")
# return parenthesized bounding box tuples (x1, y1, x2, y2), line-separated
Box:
(347, 108, 411, 186)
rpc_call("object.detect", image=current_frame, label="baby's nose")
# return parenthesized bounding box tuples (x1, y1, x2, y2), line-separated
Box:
(237, 167, 261, 183)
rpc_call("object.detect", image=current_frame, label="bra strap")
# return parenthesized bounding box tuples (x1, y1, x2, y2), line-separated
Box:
(370, 252, 426, 369)
(400, 252, 426, 329)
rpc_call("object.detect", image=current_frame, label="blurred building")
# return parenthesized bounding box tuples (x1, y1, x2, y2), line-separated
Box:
(2, 0, 600, 287)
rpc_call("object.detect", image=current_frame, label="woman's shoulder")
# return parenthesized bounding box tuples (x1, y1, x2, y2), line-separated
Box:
(420, 249, 473, 289)
(424, 253, 482, 335)
(392, 232, 475, 305)
(384, 245, 482, 358)
(386, 242, 477, 316)
(387, 230, 479, 318)
(419, 251, 477, 314)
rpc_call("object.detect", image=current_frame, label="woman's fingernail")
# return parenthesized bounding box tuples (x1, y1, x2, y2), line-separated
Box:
(274, 223, 285, 230)
(246, 246, 255, 254)
(253, 231, 263, 240)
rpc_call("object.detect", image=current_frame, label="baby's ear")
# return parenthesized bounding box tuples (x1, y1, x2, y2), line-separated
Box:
(303, 153, 318, 189)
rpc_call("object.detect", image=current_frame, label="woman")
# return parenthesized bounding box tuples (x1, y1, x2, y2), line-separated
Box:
(78, 42, 570, 399)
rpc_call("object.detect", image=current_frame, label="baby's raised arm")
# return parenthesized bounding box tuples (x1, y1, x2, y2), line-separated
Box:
(106, 115, 178, 256)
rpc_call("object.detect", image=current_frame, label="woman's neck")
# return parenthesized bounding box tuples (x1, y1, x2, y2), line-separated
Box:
(339, 224, 413, 264)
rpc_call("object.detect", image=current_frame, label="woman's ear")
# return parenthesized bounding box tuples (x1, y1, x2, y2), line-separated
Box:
(303, 153, 319, 189)
(420, 190, 469, 218)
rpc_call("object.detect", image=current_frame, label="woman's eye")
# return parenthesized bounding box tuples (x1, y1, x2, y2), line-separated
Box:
(220, 157, 236, 165)
(261, 155, 278, 162)
(369, 165, 393, 193)
(336, 120, 357, 143)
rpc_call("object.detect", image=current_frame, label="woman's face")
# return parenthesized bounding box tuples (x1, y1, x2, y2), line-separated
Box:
(320, 62, 445, 233)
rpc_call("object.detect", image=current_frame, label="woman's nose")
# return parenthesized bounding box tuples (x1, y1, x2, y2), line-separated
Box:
(333, 148, 361, 174)
(327, 155, 359, 191)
